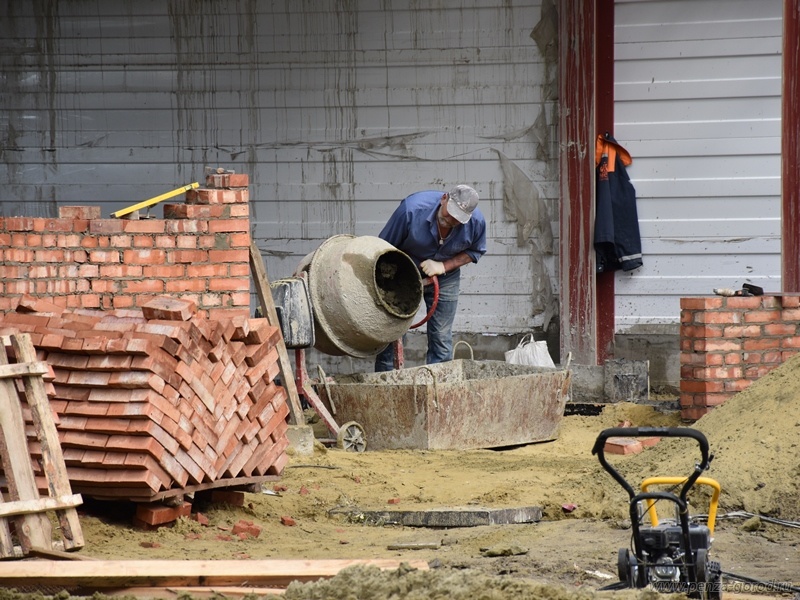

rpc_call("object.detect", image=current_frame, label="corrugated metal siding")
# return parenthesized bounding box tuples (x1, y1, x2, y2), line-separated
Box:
(614, 0, 783, 330)
(0, 1, 556, 343)
(252, 2, 557, 336)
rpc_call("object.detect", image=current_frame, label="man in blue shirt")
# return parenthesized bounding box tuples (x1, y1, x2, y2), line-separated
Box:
(375, 184, 487, 371)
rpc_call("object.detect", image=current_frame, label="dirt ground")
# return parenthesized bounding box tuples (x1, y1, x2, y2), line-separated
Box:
(57, 354, 800, 599)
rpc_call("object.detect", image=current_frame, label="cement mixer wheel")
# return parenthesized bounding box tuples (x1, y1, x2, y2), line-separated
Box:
(337, 421, 367, 452)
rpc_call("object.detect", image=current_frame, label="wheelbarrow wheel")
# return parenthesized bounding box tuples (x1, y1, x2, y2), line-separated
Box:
(337, 421, 367, 452)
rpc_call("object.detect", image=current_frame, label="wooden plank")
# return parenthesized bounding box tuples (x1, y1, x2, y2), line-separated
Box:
(249, 240, 304, 426)
(559, 0, 598, 366)
(0, 558, 430, 588)
(0, 448, 16, 557)
(0, 342, 53, 553)
(28, 545, 98, 561)
(0, 361, 49, 379)
(783, 0, 800, 290)
(73, 474, 279, 503)
(11, 334, 85, 550)
(102, 586, 284, 598)
(0, 493, 83, 518)
(595, 0, 615, 362)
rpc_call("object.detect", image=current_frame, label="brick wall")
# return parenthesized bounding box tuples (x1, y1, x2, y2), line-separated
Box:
(0, 173, 251, 319)
(680, 295, 800, 420)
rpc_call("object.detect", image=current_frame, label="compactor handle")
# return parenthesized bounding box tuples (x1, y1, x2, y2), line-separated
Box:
(592, 427, 711, 499)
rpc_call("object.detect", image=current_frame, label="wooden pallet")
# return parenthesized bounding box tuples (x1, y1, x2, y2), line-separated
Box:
(0, 333, 84, 557)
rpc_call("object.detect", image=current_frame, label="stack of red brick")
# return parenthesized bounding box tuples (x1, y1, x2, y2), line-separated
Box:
(0, 294, 290, 501)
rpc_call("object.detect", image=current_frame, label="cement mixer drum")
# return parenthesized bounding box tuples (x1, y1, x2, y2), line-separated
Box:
(298, 235, 423, 358)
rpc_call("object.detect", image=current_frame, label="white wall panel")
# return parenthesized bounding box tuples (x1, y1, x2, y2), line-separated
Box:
(614, 0, 783, 333)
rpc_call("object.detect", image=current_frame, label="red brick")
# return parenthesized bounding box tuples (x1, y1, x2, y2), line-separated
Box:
(681, 406, 712, 421)
(32, 218, 74, 233)
(208, 249, 249, 263)
(192, 512, 210, 526)
(244, 348, 279, 386)
(61, 430, 109, 449)
(173, 448, 205, 485)
(169, 249, 209, 264)
(67, 370, 111, 387)
(743, 338, 781, 351)
(229, 204, 249, 218)
(3, 217, 35, 231)
(132, 235, 154, 248)
(243, 319, 279, 345)
(780, 296, 800, 308)
(205, 173, 230, 188)
(781, 336, 800, 349)
(208, 219, 249, 233)
(122, 248, 167, 265)
(134, 501, 192, 526)
(210, 490, 246, 506)
(88, 219, 124, 234)
(105, 434, 165, 458)
(59, 206, 101, 220)
(603, 437, 643, 455)
(228, 173, 249, 188)
(140, 296, 197, 322)
(187, 188, 248, 205)
(231, 519, 261, 538)
(88, 249, 122, 264)
(679, 379, 724, 394)
(697, 311, 741, 325)
(743, 309, 782, 324)
(122, 220, 166, 234)
(13, 294, 63, 315)
(680, 297, 724, 311)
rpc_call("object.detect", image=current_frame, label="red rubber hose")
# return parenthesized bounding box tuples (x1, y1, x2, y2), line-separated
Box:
(410, 275, 439, 329)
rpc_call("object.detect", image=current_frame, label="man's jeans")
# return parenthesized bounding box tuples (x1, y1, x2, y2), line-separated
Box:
(374, 270, 461, 371)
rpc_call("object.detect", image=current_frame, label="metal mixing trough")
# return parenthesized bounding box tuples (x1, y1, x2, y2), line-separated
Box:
(323, 359, 570, 450)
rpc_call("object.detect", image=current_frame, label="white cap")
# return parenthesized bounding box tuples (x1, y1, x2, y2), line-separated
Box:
(447, 185, 480, 224)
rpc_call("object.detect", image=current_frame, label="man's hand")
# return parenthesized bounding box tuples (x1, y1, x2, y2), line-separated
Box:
(420, 259, 445, 276)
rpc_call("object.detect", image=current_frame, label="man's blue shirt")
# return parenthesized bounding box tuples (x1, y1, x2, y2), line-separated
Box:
(378, 190, 487, 269)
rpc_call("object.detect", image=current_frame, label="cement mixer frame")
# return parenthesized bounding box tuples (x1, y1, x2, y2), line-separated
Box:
(294, 274, 439, 451)
(270, 235, 439, 452)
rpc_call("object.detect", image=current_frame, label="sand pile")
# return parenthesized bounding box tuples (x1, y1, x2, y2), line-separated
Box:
(618, 354, 800, 519)
(283, 564, 649, 600)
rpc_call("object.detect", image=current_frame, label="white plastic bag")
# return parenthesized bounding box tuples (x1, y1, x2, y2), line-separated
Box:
(504, 333, 556, 368)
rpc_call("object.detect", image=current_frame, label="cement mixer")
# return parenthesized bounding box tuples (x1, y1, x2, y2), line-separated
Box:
(270, 235, 425, 451)
(297, 234, 424, 357)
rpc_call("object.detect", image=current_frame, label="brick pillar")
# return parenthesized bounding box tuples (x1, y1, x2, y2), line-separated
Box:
(0, 172, 252, 318)
(680, 295, 800, 420)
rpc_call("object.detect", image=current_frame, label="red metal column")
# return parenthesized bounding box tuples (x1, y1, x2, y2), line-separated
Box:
(595, 0, 615, 360)
(783, 0, 800, 291)
(559, 0, 598, 365)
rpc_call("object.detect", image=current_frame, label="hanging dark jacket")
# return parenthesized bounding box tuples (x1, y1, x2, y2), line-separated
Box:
(594, 132, 643, 273)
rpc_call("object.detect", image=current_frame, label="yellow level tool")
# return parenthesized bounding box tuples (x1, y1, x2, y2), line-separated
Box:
(112, 182, 199, 218)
